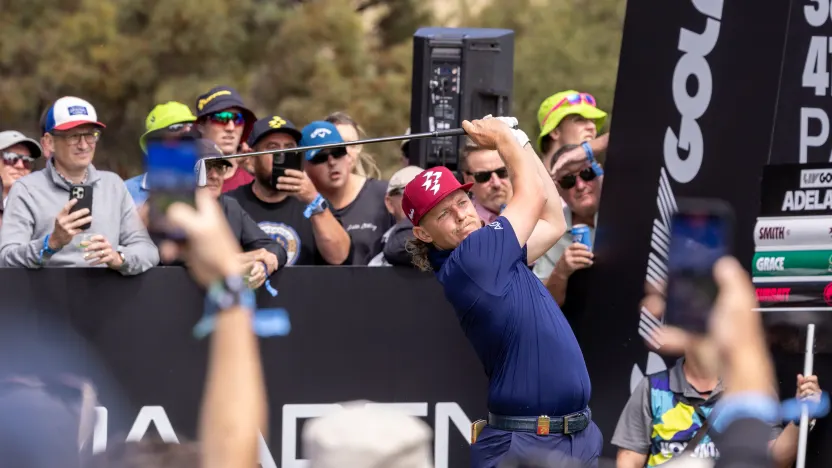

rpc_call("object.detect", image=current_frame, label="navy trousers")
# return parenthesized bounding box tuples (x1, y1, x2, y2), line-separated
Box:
(470, 421, 604, 468)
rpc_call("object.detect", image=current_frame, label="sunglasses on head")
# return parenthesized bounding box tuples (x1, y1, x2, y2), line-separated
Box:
(557, 167, 597, 189)
(309, 147, 348, 165)
(2, 151, 35, 170)
(541, 93, 597, 127)
(207, 111, 245, 127)
(467, 167, 508, 183)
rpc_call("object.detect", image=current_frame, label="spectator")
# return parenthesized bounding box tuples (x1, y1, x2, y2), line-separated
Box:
(368, 165, 422, 267)
(0, 96, 158, 274)
(400, 128, 413, 167)
(124, 102, 197, 206)
(0, 131, 43, 217)
(191, 138, 286, 287)
(193, 86, 257, 193)
(325, 111, 382, 179)
(301, 121, 394, 265)
(228, 115, 351, 266)
(461, 136, 514, 225)
(534, 144, 604, 305)
(536, 90, 608, 170)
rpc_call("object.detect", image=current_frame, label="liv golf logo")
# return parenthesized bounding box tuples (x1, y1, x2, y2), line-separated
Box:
(634, 0, 724, 393)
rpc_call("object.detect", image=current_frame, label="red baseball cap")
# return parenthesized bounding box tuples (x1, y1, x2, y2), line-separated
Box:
(401, 166, 473, 225)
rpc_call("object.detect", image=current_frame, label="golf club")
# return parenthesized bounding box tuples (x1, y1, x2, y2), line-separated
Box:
(205, 128, 467, 161)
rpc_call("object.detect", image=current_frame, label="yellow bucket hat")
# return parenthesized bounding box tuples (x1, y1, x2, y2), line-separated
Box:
(536, 90, 607, 152)
(139, 101, 197, 153)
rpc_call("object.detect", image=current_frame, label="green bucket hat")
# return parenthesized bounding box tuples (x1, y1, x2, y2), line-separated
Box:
(536, 90, 608, 152)
(139, 101, 197, 153)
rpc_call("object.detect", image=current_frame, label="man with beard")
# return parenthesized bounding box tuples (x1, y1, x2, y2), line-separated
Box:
(461, 137, 513, 224)
(227, 116, 351, 266)
(301, 121, 393, 265)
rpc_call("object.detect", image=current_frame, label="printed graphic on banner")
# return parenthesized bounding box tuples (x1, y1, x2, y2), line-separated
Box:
(752, 250, 832, 276)
(759, 163, 832, 216)
(754, 217, 832, 246)
(769, 1, 832, 164)
(755, 281, 832, 308)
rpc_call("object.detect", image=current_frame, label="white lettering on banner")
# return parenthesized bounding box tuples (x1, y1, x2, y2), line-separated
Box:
(756, 256, 785, 271)
(801, 1, 832, 161)
(782, 189, 832, 210)
(634, 0, 724, 396)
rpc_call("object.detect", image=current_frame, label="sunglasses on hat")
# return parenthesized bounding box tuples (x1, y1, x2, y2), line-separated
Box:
(557, 167, 597, 189)
(2, 151, 35, 170)
(467, 167, 508, 184)
(541, 93, 597, 127)
(207, 111, 245, 127)
(309, 146, 348, 165)
(166, 122, 193, 132)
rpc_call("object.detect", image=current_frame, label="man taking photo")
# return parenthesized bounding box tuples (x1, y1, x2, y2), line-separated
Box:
(0, 96, 158, 274)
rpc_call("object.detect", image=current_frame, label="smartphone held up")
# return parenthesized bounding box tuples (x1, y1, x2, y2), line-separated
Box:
(144, 139, 198, 240)
(663, 198, 735, 335)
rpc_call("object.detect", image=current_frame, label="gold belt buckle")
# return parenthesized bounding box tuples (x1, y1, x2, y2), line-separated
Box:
(564, 416, 570, 435)
(536, 415, 550, 435)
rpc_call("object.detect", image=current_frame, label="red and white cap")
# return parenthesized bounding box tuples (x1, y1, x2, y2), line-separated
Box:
(401, 166, 473, 225)
(44, 96, 106, 133)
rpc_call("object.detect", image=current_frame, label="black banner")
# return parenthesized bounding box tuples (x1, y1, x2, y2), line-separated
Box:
(756, 280, 832, 308)
(770, 0, 832, 164)
(760, 163, 832, 216)
(569, 0, 832, 462)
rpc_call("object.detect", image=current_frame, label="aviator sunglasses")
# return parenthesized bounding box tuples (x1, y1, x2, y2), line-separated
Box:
(309, 146, 348, 165)
(467, 167, 509, 183)
(207, 111, 245, 127)
(557, 167, 597, 189)
(2, 151, 35, 170)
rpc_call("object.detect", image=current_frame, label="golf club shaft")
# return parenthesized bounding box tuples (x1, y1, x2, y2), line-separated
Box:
(207, 128, 467, 161)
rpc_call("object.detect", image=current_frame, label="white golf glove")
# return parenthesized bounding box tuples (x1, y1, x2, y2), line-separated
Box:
(482, 115, 529, 148)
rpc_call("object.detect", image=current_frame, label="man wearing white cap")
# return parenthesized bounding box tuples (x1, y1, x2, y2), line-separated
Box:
(0, 96, 159, 274)
(369, 165, 423, 267)
(0, 131, 42, 222)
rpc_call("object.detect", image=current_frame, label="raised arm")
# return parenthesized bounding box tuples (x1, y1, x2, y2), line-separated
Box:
(522, 140, 567, 263)
(462, 118, 546, 247)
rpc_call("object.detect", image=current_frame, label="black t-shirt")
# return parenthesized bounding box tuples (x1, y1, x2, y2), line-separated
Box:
(227, 183, 332, 266)
(331, 178, 394, 265)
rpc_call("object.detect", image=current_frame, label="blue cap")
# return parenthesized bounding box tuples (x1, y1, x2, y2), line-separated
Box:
(299, 121, 344, 160)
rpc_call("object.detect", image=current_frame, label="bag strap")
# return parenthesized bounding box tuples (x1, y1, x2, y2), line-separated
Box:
(681, 403, 712, 455)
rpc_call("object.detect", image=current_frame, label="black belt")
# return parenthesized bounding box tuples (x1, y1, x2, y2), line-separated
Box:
(487, 408, 591, 436)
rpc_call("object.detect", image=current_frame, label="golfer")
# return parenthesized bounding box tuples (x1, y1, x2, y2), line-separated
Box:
(402, 117, 603, 467)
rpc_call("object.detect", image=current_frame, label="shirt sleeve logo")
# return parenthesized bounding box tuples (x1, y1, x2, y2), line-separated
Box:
(487, 221, 503, 230)
(421, 171, 442, 195)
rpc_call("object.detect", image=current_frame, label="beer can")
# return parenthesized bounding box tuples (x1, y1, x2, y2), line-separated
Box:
(571, 224, 592, 250)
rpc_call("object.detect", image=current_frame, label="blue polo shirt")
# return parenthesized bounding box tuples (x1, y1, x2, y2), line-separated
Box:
(429, 216, 591, 417)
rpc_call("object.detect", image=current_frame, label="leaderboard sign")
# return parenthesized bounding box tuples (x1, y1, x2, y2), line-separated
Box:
(770, 0, 832, 164)
(754, 163, 832, 310)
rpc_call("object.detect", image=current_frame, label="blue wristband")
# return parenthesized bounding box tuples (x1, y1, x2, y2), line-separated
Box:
(581, 141, 605, 177)
(303, 194, 326, 219)
(259, 261, 278, 297)
(780, 391, 831, 423)
(38, 235, 60, 264)
(712, 392, 780, 433)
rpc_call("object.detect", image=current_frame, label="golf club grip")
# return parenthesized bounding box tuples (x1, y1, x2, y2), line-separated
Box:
(432, 128, 467, 137)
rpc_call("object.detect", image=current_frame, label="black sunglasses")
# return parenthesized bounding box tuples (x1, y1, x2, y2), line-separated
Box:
(309, 147, 348, 165)
(467, 167, 509, 183)
(558, 167, 597, 189)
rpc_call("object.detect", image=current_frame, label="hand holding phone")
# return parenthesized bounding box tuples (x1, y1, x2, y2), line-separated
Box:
(69, 185, 93, 230)
(271, 151, 303, 188)
(49, 198, 93, 250)
(664, 198, 735, 335)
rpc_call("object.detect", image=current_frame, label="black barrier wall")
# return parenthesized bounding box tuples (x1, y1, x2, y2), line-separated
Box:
(0, 267, 486, 468)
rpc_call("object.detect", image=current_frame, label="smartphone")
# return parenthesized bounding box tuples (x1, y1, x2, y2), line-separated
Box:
(69, 185, 94, 231)
(664, 198, 735, 334)
(271, 151, 303, 188)
(145, 140, 198, 240)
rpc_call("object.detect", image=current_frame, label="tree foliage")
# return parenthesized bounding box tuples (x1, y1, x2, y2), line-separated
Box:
(0, 0, 623, 178)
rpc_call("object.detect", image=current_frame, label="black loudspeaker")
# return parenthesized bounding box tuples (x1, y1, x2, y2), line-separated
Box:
(409, 27, 515, 173)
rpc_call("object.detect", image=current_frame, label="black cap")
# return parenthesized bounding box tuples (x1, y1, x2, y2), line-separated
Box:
(247, 115, 302, 148)
(194, 85, 257, 145)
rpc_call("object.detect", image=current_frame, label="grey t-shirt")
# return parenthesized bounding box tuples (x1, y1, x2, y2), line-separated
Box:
(331, 178, 394, 265)
(611, 358, 783, 464)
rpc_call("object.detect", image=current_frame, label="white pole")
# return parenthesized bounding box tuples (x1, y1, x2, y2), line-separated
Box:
(796, 323, 816, 468)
